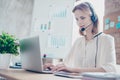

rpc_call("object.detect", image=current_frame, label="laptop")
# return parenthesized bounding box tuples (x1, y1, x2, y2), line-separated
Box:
(20, 35, 82, 78)
(53, 71, 82, 79)
(20, 35, 52, 73)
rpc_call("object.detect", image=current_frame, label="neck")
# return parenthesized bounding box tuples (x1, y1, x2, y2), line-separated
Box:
(85, 32, 94, 41)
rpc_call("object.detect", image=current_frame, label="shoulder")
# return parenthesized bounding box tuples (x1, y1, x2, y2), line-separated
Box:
(73, 36, 84, 45)
(101, 33, 114, 39)
(74, 36, 84, 42)
(99, 33, 114, 43)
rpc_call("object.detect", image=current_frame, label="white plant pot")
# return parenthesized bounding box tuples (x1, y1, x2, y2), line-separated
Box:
(0, 54, 11, 69)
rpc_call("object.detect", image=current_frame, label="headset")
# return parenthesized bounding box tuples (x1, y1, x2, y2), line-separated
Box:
(79, 2, 101, 67)
(80, 2, 98, 32)
(95, 35, 99, 67)
(85, 2, 102, 67)
(94, 32, 102, 67)
(84, 2, 98, 24)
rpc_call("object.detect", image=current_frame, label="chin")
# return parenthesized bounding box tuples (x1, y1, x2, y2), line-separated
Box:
(79, 31, 86, 36)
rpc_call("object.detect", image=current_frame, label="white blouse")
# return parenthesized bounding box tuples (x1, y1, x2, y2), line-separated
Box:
(64, 33, 116, 72)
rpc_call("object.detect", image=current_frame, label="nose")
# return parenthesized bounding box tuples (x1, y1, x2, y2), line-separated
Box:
(77, 20, 81, 27)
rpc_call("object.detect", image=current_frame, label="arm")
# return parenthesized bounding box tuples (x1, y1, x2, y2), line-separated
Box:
(52, 35, 116, 73)
(69, 67, 106, 73)
(100, 35, 116, 72)
(52, 64, 105, 73)
(64, 37, 83, 67)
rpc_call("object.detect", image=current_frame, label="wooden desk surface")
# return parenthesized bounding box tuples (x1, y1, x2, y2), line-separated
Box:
(0, 69, 81, 80)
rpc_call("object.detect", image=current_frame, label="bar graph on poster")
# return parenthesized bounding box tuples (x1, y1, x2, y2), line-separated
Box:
(48, 35, 66, 48)
(31, 0, 74, 58)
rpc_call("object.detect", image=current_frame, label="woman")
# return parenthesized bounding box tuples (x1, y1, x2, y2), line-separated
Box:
(44, 2, 116, 73)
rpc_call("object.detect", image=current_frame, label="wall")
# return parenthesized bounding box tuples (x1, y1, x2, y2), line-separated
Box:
(31, 0, 74, 58)
(104, 0, 120, 64)
(0, 0, 34, 39)
(0, 0, 74, 59)
(0, 0, 34, 65)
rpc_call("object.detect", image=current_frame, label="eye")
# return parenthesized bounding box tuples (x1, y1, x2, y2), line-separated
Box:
(80, 16, 85, 20)
(75, 18, 78, 21)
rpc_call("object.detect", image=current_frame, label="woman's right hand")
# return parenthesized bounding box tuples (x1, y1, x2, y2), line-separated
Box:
(43, 63, 54, 70)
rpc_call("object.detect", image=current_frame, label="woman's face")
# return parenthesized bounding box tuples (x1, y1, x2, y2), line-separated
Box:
(74, 9, 93, 32)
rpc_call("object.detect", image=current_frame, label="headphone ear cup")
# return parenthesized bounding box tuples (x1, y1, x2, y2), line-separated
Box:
(91, 15, 96, 23)
(85, 2, 98, 24)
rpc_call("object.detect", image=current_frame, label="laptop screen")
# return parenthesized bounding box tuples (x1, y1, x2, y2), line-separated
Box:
(20, 36, 43, 72)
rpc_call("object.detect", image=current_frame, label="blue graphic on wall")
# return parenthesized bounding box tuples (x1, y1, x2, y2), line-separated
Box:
(48, 35, 66, 48)
(52, 9, 67, 18)
(40, 21, 51, 32)
(105, 18, 110, 24)
(50, 8, 67, 18)
(105, 24, 109, 30)
(110, 22, 115, 28)
(118, 16, 120, 22)
(116, 22, 120, 29)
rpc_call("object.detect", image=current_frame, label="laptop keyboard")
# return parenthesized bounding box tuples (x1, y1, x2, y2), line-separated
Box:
(54, 71, 82, 79)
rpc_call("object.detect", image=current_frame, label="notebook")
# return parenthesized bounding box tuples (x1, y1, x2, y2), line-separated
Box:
(20, 35, 52, 73)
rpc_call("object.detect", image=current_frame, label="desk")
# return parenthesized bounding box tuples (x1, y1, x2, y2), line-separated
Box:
(0, 69, 81, 80)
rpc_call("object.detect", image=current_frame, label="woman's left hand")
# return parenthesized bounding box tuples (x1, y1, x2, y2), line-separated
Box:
(52, 63, 74, 72)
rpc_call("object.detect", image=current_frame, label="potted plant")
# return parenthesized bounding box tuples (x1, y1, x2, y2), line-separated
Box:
(0, 32, 19, 69)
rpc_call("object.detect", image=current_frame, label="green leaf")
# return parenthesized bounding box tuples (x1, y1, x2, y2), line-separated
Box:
(0, 32, 19, 56)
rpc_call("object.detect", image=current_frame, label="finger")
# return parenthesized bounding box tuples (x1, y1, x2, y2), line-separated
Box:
(44, 63, 54, 69)
(56, 64, 65, 69)
(52, 66, 64, 72)
(52, 64, 65, 72)
(51, 66, 58, 72)
(44, 64, 49, 69)
(43, 64, 48, 69)
(57, 66, 66, 71)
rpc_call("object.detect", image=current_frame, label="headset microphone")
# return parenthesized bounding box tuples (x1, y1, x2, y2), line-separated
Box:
(81, 27, 85, 32)
(93, 32, 102, 38)
(80, 23, 92, 32)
